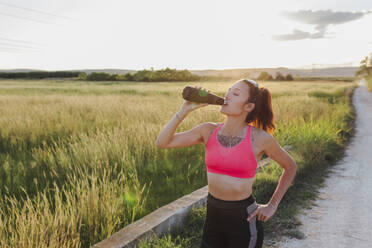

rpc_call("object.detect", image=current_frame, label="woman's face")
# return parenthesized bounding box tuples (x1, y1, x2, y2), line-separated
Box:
(220, 81, 254, 116)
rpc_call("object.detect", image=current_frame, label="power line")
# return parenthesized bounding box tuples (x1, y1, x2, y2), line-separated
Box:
(0, 36, 45, 55)
(0, 12, 61, 25)
(0, 41, 41, 50)
(0, 46, 39, 53)
(0, 47, 40, 54)
(0, 36, 45, 46)
(0, 1, 74, 20)
(0, 3, 74, 54)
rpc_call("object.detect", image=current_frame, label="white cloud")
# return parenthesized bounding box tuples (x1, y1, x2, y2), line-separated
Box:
(272, 9, 371, 41)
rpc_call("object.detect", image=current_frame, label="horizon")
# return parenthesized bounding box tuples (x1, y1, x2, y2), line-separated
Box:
(0, 64, 360, 72)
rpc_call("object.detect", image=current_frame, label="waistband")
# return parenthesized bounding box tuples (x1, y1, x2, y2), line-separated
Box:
(207, 192, 255, 209)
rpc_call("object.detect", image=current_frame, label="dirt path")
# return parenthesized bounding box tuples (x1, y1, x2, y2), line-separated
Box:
(277, 80, 372, 247)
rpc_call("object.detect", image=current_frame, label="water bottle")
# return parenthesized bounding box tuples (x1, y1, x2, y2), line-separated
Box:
(182, 86, 226, 105)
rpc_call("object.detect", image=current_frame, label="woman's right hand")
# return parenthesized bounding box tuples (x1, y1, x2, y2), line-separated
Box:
(179, 86, 210, 113)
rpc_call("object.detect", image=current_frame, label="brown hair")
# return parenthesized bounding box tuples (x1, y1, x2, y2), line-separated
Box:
(241, 79, 276, 134)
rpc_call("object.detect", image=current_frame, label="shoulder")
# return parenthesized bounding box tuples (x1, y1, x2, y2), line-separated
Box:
(253, 127, 282, 155)
(202, 122, 220, 134)
(200, 122, 221, 144)
(251, 126, 271, 139)
(251, 125, 277, 149)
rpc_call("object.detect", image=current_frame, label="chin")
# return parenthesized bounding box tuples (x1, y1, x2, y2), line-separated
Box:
(219, 108, 229, 115)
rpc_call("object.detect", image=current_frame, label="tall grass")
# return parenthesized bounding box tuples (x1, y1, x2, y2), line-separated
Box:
(0, 79, 357, 247)
(137, 83, 357, 247)
(366, 75, 372, 92)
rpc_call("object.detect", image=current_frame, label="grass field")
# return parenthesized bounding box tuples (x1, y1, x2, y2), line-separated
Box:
(0, 78, 357, 247)
(366, 75, 372, 91)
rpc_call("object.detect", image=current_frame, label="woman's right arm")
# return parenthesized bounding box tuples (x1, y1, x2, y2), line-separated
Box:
(155, 86, 210, 148)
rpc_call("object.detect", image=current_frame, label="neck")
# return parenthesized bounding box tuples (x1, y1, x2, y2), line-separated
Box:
(221, 118, 248, 137)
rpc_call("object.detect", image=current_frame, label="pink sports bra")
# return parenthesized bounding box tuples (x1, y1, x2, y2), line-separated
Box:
(205, 122, 258, 178)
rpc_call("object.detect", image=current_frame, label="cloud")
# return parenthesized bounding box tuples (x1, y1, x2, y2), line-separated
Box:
(272, 29, 326, 41)
(272, 9, 372, 41)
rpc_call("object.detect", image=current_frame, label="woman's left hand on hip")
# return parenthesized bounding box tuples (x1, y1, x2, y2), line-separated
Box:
(247, 204, 277, 222)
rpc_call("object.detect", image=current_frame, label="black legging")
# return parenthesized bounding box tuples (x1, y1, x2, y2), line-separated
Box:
(201, 192, 264, 248)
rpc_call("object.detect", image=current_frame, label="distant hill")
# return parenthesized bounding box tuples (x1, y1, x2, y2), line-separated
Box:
(0, 69, 39, 73)
(0, 67, 358, 78)
(0, 68, 136, 75)
(189, 67, 358, 78)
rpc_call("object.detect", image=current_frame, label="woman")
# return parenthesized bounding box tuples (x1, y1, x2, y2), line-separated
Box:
(155, 79, 297, 248)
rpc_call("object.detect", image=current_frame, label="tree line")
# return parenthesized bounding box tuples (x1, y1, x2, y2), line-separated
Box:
(78, 69, 295, 82)
(0, 68, 202, 82)
(77, 68, 200, 82)
(0, 71, 80, 79)
(256, 71, 294, 81)
(0, 67, 297, 82)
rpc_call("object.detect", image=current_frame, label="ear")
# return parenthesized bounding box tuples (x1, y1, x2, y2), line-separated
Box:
(244, 102, 255, 112)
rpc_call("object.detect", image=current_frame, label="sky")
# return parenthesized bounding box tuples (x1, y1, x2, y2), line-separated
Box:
(0, 0, 372, 71)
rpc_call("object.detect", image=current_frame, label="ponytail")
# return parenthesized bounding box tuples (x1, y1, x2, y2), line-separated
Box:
(243, 82, 276, 134)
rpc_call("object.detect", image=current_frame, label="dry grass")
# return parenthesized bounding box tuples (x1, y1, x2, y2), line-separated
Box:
(0, 78, 357, 247)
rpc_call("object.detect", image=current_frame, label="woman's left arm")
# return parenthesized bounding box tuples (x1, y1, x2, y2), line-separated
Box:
(247, 133, 297, 222)
(263, 133, 297, 209)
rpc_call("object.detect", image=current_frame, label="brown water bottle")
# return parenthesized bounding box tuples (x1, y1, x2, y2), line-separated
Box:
(182, 86, 226, 105)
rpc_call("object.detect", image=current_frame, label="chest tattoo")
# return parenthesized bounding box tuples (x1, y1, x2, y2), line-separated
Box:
(217, 134, 243, 148)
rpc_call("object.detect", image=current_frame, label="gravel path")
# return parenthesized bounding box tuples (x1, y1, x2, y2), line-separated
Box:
(277, 80, 372, 248)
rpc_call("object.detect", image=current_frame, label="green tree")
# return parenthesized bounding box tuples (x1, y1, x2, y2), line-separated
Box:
(286, 74, 294, 81)
(125, 72, 134, 81)
(275, 72, 286, 81)
(114, 74, 127, 81)
(257, 71, 271, 81)
(355, 55, 372, 77)
(77, 72, 87, 80)
(87, 72, 112, 81)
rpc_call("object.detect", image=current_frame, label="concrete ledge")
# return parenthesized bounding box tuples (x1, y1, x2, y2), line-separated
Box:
(92, 185, 209, 248)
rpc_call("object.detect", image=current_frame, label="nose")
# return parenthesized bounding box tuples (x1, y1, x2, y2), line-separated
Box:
(224, 91, 232, 100)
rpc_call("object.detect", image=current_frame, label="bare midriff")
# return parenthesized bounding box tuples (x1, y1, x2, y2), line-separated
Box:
(203, 122, 261, 201)
(207, 172, 255, 200)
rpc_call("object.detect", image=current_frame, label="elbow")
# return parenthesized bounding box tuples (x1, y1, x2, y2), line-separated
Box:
(284, 162, 297, 173)
(155, 135, 172, 148)
(155, 143, 164, 148)
(289, 162, 297, 174)
(155, 140, 165, 148)
(155, 137, 161, 147)
(293, 162, 298, 171)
